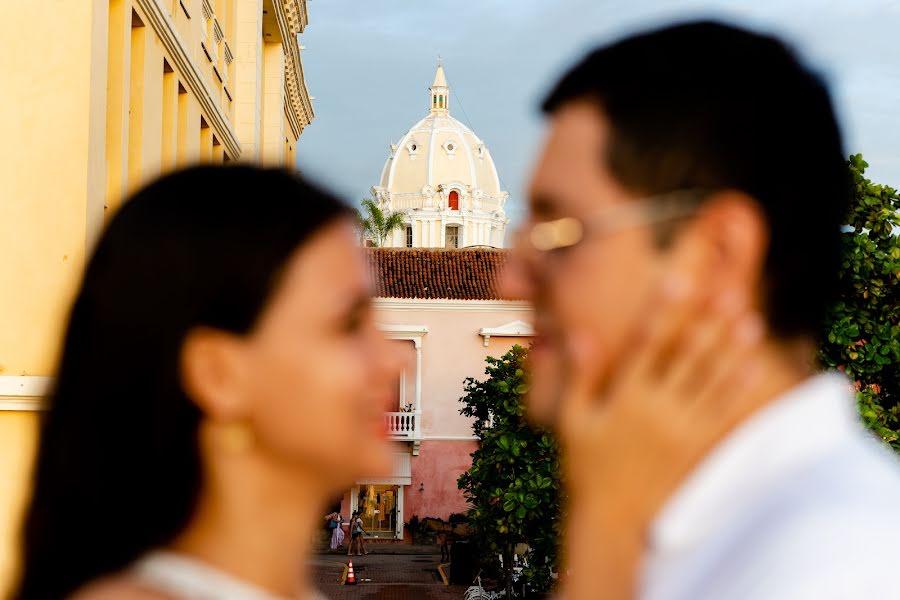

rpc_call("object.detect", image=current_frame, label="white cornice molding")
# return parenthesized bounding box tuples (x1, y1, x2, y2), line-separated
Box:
(284, 101, 302, 140)
(0, 376, 52, 411)
(479, 320, 535, 347)
(377, 324, 429, 335)
(274, 0, 314, 130)
(135, 0, 241, 159)
(377, 324, 428, 348)
(374, 298, 532, 313)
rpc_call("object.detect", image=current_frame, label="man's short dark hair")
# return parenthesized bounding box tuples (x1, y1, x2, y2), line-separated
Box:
(543, 20, 848, 339)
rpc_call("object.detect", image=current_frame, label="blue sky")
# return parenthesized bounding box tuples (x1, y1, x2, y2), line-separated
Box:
(294, 0, 900, 224)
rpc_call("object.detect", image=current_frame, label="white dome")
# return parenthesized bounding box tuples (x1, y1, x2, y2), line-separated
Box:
(371, 65, 509, 249)
(377, 113, 504, 197)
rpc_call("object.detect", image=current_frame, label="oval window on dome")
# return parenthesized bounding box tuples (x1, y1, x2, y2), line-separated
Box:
(447, 143, 455, 151)
(410, 144, 417, 152)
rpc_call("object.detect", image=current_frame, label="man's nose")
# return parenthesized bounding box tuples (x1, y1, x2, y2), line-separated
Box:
(500, 237, 537, 301)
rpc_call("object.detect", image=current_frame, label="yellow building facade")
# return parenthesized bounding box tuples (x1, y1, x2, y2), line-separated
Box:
(0, 0, 314, 592)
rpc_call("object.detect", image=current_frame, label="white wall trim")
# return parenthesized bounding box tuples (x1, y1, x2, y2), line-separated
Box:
(0, 376, 52, 411)
(374, 298, 532, 313)
(135, 0, 242, 159)
(377, 325, 426, 431)
(0, 376, 53, 397)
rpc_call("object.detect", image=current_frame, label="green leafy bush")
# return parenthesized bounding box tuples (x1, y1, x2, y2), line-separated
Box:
(820, 154, 900, 448)
(457, 345, 562, 595)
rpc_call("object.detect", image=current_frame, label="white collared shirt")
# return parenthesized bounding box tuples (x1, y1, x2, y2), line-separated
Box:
(641, 373, 900, 600)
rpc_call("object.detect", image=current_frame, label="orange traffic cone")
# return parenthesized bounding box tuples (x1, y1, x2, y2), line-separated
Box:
(346, 560, 357, 585)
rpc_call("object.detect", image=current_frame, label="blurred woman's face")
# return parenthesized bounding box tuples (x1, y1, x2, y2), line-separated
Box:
(231, 219, 401, 489)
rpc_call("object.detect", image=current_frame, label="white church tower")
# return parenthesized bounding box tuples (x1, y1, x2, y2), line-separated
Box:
(371, 64, 509, 248)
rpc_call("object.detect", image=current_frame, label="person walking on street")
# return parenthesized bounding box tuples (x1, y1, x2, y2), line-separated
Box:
(347, 511, 369, 556)
(325, 511, 344, 551)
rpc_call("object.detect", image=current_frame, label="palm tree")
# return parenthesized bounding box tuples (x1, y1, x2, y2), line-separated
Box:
(355, 198, 407, 247)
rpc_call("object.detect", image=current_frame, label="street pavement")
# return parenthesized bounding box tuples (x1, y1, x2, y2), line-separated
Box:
(309, 550, 470, 599)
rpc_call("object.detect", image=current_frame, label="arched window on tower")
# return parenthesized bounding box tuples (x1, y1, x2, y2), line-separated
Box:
(433, 95, 437, 108)
(449, 190, 459, 211)
(439, 96, 444, 109)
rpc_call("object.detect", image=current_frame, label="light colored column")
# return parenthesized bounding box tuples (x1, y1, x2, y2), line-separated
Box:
(140, 32, 164, 184)
(414, 339, 422, 438)
(212, 138, 224, 163)
(161, 62, 179, 172)
(177, 93, 202, 165)
(396, 487, 404, 539)
(233, 0, 263, 161)
(200, 119, 213, 162)
(127, 15, 147, 193)
(260, 42, 285, 165)
(105, 0, 133, 215)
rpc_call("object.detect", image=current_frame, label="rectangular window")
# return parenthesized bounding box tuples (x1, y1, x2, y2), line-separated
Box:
(445, 226, 459, 248)
(405, 226, 413, 248)
(357, 484, 400, 538)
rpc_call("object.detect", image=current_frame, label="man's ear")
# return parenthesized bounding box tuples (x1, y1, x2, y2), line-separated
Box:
(180, 326, 249, 420)
(668, 190, 768, 301)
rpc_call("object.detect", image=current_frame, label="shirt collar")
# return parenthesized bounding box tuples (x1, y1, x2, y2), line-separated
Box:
(648, 372, 858, 555)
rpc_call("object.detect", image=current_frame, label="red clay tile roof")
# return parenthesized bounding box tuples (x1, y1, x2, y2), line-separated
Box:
(367, 248, 514, 300)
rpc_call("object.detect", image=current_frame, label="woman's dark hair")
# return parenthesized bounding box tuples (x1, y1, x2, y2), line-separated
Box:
(543, 21, 849, 339)
(14, 165, 351, 599)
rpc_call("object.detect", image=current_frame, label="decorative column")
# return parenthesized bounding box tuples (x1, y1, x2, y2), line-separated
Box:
(414, 337, 422, 453)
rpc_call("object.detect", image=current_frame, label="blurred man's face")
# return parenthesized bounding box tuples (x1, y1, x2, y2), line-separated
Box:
(503, 102, 662, 424)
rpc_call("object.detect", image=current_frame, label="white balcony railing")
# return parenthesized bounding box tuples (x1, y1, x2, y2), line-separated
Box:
(385, 411, 420, 439)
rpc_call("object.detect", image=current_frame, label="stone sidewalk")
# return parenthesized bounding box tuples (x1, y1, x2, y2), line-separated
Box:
(309, 551, 470, 599)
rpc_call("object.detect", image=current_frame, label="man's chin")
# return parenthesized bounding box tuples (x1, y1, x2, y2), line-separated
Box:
(524, 348, 563, 426)
(524, 383, 561, 426)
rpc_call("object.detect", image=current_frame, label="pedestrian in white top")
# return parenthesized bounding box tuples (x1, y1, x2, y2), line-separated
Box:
(347, 511, 369, 557)
(504, 19, 900, 600)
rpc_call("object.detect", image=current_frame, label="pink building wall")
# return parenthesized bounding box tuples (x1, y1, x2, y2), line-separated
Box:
(339, 299, 533, 540)
(404, 439, 478, 521)
(375, 299, 532, 439)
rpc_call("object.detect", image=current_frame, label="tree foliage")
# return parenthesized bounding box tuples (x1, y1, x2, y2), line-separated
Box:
(820, 154, 900, 448)
(355, 198, 406, 247)
(458, 345, 562, 595)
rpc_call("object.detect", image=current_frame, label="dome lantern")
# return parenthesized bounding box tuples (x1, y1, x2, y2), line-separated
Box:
(430, 63, 449, 114)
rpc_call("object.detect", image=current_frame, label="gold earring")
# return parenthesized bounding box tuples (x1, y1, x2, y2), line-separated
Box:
(216, 421, 255, 453)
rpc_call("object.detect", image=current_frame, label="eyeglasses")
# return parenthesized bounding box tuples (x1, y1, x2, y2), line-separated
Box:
(522, 188, 710, 253)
